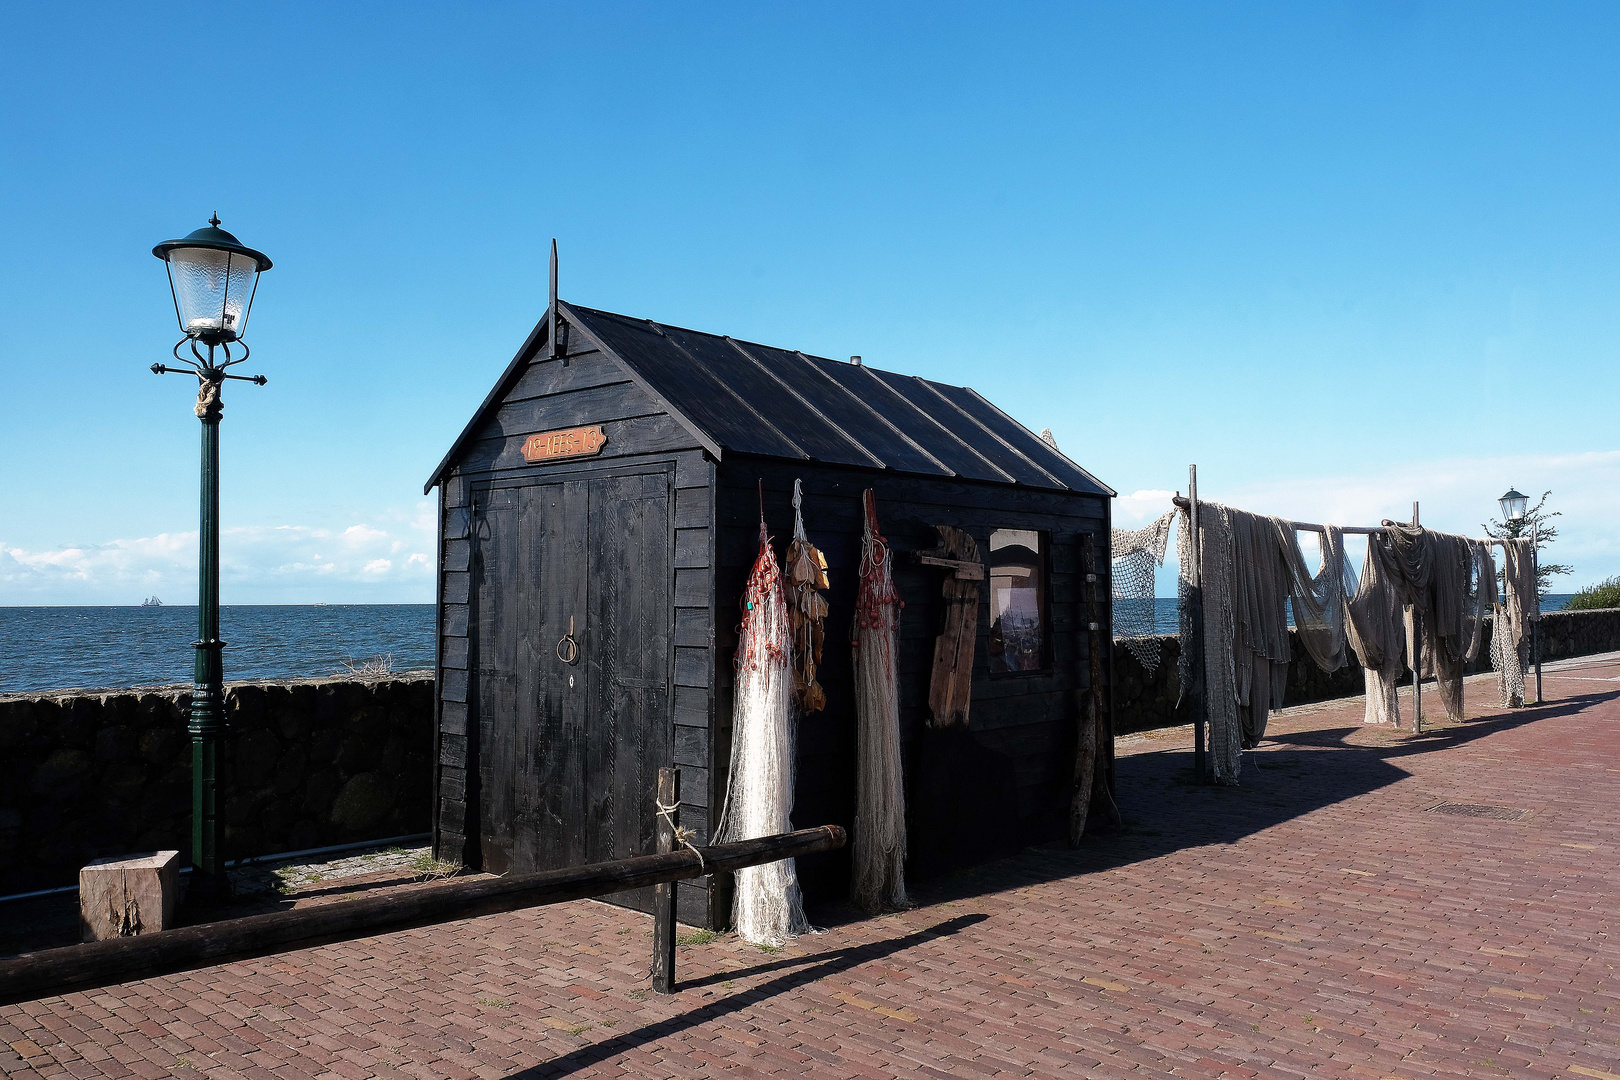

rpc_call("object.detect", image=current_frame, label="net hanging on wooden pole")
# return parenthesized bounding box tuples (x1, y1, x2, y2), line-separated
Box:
(1491, 537, 1536, 707)
(850, 490, 909, 915)
(715, 509, 808, 947)
(785, 479, 830, 714)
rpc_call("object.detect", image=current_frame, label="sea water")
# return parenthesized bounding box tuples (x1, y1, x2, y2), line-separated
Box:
(0, 605, 434, 694)
(0, 595, 1576, 694)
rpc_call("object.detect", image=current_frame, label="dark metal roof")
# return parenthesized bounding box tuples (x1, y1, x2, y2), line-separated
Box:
(425, 301, 1114, 497)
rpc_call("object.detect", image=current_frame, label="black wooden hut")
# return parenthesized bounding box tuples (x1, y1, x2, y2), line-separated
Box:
(425, 301, 1117, 929)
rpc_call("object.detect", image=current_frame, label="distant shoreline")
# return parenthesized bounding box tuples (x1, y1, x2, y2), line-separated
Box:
(0, 605, 437, 695)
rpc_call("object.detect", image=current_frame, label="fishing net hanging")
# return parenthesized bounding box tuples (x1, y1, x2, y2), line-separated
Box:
(1347, 522, 1496, 724)
(1492, 537, 1536, 706)
(850, 490, 909, 915)
(1179, 500, 1357, 782)
(1346, 530, 1408, 726)
(715, 514, 808, 947)
(1112, 511, 1174, 674)
(1178, 503, 1243, 783)
(784, 479, 830, 714)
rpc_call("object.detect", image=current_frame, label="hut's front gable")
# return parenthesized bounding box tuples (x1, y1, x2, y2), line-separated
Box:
(427, 317, 720, 925)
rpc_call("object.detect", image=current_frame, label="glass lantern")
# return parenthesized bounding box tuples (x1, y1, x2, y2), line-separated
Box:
(1498, 488, 1529, 522)
(153, 216, 272, 344)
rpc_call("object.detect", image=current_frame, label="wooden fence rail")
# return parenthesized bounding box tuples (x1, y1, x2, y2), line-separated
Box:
(0, 825, 845, 1006)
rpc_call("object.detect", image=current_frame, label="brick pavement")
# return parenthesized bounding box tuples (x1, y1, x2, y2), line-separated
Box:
(4, 654, 1620, 1079)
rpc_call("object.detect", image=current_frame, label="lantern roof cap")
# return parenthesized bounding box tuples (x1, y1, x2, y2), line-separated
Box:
(152, 214, 272, 272)
(1500, 487, 1527, 501)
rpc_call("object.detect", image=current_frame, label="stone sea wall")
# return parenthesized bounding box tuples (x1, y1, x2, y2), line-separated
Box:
(0, 675, 433, 896)
(4, 608, 1614, 895)
(1112, 607, 1620, 736)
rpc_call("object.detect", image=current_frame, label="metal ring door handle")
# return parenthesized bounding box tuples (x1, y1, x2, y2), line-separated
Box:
(557, 616, 579, 665)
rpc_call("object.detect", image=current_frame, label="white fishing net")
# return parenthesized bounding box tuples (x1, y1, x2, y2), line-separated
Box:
(715, 523, 809, 947)
(850, 490, 908, 915)
(1112, 511, 1175, 673)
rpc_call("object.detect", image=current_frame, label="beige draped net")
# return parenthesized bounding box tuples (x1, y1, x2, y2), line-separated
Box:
(1491, 537, 1537, 707)
(1176, 502, 1353, 784)
(1174, 500, 1509, 781)
(1348, 523, 1495, 726)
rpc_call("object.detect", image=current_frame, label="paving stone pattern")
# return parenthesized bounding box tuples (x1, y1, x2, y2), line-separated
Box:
(5, 654, 1620, 1078)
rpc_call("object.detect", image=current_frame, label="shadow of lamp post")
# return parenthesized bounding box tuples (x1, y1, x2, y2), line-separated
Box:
(151, 216, 272, 905)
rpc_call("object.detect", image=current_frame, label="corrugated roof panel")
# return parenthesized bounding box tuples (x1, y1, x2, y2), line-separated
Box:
(648, 323, 876, 468)
(862, 370, 1058, 488)
(568, 307, 806, 461)
(807, 359, 1015, 484)
(725, 339, 952, 477)
(924, 381, 1113, 496)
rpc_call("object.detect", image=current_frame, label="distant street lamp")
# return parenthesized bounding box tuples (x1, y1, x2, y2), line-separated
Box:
(1498, 488, 1529, 523)
(1497, 487, 1541, 704)
(152, 215, 271, 903)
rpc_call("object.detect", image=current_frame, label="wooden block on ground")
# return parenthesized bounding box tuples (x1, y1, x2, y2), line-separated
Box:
(79, 851, 180, 942)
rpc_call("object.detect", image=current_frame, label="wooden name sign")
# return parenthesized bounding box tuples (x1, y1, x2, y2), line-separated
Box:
(521, 425, 608, 463)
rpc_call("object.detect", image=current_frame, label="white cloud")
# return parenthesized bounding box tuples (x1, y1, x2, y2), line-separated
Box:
(0, 503, 436, 604)
(1114, 489, 1178, 529)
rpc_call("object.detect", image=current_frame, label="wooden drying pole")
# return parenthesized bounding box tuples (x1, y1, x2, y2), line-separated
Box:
(0, 820, 845, 1007)
(1410, 501, 1423, 734)
(1532, 520, 1544, 704)
(1184, 466, 1208, 781)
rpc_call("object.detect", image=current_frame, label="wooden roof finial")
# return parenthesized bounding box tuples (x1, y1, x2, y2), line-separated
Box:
(549, 239, 560, 361)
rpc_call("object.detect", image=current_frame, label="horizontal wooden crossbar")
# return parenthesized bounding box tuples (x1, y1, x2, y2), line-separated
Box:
(0, 825, 846, 1006)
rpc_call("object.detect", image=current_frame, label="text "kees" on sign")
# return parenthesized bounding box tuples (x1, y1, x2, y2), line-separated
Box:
(521, 425, 609, 464)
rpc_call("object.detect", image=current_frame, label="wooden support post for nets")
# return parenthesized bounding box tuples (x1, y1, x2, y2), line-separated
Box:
(652, 767, 679, 995)
(1532, 520, 1543, 704)
(1412, 500, 1423, 735)
(1187, 465, 1208, 782)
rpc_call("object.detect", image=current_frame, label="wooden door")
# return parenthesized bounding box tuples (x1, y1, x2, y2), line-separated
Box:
(471, 471, 673, 906)
(583, 472, 672, 910)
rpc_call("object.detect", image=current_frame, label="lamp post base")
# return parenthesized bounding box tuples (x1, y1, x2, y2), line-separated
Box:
(185, 869, 233, 907)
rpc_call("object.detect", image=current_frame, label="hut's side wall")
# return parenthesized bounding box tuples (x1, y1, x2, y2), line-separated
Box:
(434, 339, 720, 924)
(713, 457, 1111, 903)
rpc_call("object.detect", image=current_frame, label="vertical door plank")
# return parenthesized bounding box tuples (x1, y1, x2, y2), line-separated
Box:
(473, 488, 519, 875)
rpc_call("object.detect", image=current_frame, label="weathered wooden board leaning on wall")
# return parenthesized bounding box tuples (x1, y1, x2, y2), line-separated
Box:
(921, 525, 983, 729)
(521, 425, 608, 463)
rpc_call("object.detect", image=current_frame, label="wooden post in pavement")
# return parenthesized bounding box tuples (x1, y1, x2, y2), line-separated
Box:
(1412, 501, 1423, 735)
(652, 768, 679, 994)
(1188, 465, 1208, 783)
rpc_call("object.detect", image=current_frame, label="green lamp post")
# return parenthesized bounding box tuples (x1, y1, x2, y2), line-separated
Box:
(152, 215, 271, 903)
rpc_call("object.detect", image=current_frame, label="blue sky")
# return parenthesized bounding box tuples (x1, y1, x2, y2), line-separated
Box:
(1, 3, 1616, 604)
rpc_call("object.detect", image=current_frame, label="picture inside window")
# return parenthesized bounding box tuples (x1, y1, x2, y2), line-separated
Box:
(988, 529, 1047, 674)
